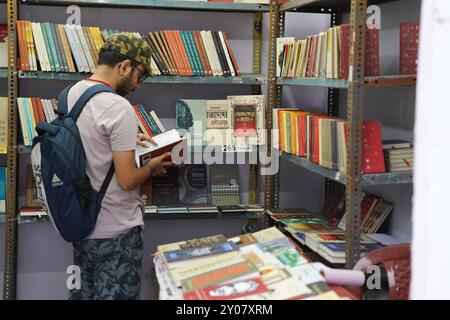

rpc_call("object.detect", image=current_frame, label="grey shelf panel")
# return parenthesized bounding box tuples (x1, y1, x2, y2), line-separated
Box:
(18, 71, 267, 85)
(0, 69, 7, 79)
(13, 212, 263, 224)
(281, 152, 413, 186)
(18, 145, 263, 154)
(19, 0, 269, 12)
(280, 0, 399, 13)
(277, 77, 348, 88)
(276, 75, 416, 89)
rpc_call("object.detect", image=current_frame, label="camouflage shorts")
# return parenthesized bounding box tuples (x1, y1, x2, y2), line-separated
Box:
(69, 226, 144, 300)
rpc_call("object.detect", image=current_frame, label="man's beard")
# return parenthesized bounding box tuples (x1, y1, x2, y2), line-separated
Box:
(116, 71, 135, 97)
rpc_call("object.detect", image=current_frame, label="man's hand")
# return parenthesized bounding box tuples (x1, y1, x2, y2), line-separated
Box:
(145, 152, 173, 176)
(137, 133, 157, 148)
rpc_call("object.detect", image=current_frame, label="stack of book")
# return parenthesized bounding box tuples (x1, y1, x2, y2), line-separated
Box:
(147, 30, 240, 77)
(17, 97, 57, 146)
(133, 104, 165, 138)
(154, 227, 345, 300)
(276, 24, 380, 79)
(274, 109, 386, 174)
(218, 204, 264, 214)
(274, 216, 385, 265)
(16, 21, 104, 73)
(383, 140, 414, 172)
(16, 21, 241, 77)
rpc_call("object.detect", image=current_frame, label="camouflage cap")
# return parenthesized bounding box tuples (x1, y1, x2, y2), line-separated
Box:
(101, 32, 152, 76)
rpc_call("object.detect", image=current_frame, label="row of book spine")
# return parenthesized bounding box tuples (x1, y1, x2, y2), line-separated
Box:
(277, 24, 380, 79)
(273, 109, 386, 174)
(17, 97, 57, 146)
(132, 104, 165, 138)
(16, 21, 241, 77)
(147, 30, 240, 77)
(16, 21, 104, 73)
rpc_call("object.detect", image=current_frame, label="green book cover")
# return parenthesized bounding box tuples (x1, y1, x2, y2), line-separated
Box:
(44, 23, 61, 72)
(49, 23, 67, 72)
(180, 31, 198, 76)
(186, 30, 204, 76)
(40, 23, 55, 72)
(176, 99, 207, 148)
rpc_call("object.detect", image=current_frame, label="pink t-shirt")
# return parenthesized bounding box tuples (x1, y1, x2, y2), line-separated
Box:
(67, 79, 144, 239)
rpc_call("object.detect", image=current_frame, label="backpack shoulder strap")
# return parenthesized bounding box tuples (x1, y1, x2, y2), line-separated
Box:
(68, 84, 115, 122)
(56, 83, 75, 116)
(57, 83, 117, 193)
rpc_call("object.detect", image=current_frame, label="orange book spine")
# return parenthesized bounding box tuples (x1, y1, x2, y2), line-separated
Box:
(163, 30, 184, 76)
(193, 30, 212, 76)
(173, 30, 192, 76)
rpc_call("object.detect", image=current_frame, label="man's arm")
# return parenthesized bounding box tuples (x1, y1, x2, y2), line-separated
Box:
(113, 150, 171, 191)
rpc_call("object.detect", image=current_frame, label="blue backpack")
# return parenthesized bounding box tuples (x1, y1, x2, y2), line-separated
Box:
(31, 84, 116, 242)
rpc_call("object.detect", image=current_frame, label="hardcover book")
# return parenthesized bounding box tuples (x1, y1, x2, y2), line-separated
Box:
(151, 166, 180, 206)
(178, 164, 208, 204)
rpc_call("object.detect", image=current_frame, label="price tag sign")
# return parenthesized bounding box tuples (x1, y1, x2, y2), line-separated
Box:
(221, 145, 253, 153)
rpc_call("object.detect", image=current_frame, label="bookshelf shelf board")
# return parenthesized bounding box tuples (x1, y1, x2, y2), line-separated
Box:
(280, 0, 399, 13)
(0, 70, 7, 79)
(145, 212, 263, 220)
(276, 75, 416, 89)
(277, 77, 348, 88)
(18, 145, 31, 154)
(13, 212, 263, 224)
(364, 75, 417, 88)
(281, 152, 413, 186)
(0, 215, 5, 224)
(18, 145, 263, 155)
(19, 0, 269, 12)
(18, 71, 267, 85)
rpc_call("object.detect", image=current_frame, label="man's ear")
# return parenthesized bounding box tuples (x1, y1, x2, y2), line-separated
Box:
(118, 59, 132, 75)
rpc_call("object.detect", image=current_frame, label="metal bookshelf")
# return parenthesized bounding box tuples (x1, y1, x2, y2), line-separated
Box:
(265, 0, 417, 269)
(19, 0, 269, 12)
(3, 0, 266, 299)
(277, 75, 416, 89)
(280, 0, 398, 12)
(281, 152, 413, 186)
(18, 71, 267, 85)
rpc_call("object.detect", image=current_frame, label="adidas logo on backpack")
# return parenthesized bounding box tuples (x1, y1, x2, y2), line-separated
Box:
(51, 174, 63, 187)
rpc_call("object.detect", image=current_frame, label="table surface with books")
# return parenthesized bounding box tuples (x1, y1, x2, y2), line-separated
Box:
(152, 226, 358, 300)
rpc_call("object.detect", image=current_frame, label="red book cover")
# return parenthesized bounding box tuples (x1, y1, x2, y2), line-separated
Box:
(400, 22, 419, 75)
(340, 25, 380, 77)
(296, 113, 307, 157)
(183, 277, 268, 300)
(30, 98, 42, 124)
(33, 98, 46, 123)
(361, 120, 385, 173)
(365, 28, 380, 76)
(360, 194, 378, 223)
(132, 105, 154, 137)
(233, 103, 257, 137)
(313, 115, 328, 164)
(340, 24, 351, 79)
(343, 120, 385, 174)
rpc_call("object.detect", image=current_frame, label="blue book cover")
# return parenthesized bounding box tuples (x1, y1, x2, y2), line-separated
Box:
(0, 167, 6, 213)
(178, 164, 208, 205)
(164, 241, 238, 263)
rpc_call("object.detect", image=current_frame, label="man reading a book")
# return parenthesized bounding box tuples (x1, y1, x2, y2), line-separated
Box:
(67, 33, 172, 300)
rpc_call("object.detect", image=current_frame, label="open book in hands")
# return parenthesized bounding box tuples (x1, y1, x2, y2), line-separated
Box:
(135, 129, 187, 167)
